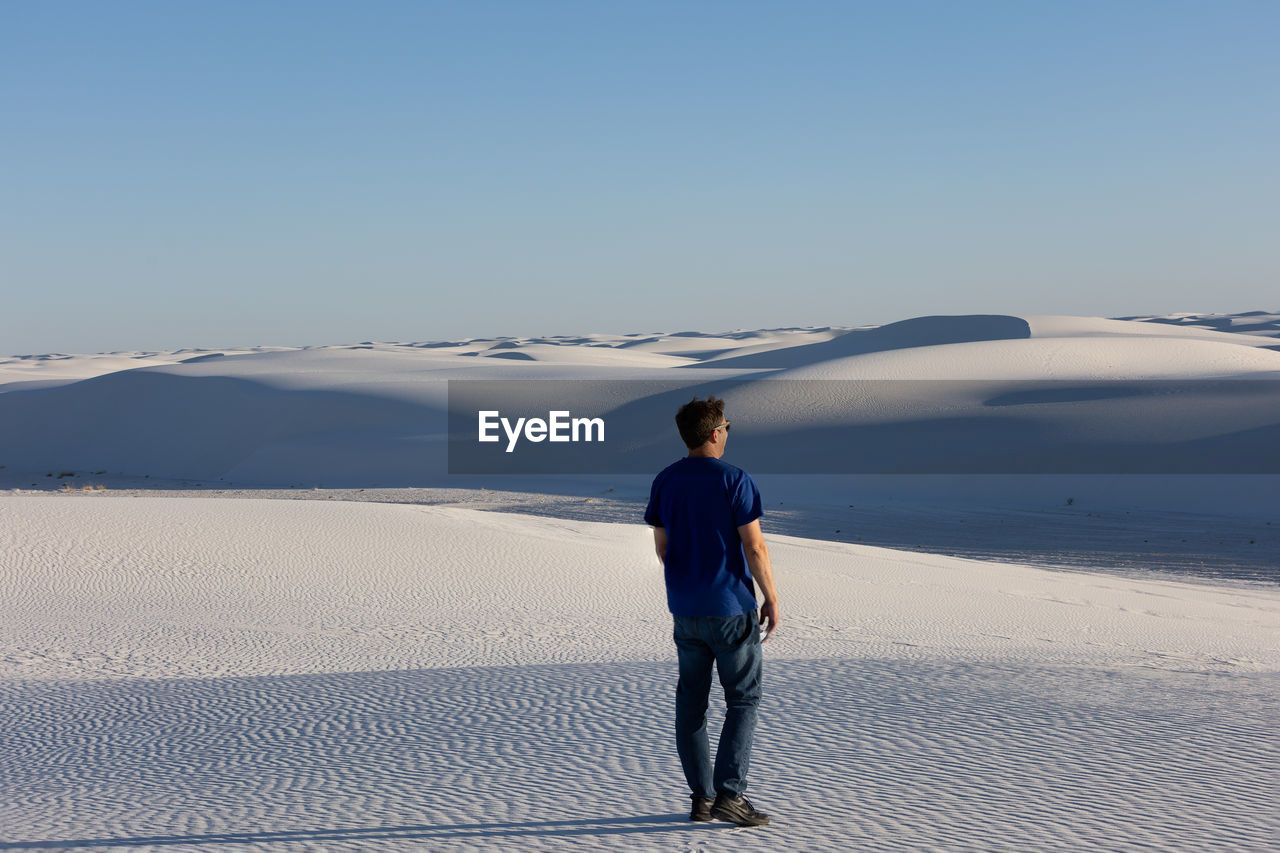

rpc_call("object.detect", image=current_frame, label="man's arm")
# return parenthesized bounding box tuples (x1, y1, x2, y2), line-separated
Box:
(652, 525, 668, 565)
(737, 518, 779, 636)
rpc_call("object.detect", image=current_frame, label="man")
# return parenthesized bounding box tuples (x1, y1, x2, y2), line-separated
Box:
(643, 395, 780, 828)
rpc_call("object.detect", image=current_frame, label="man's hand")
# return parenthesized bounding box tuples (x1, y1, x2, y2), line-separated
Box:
(759, 599, 780, 641)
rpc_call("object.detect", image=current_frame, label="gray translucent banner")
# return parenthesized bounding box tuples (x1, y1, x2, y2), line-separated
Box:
(447, 379, 1280, 474)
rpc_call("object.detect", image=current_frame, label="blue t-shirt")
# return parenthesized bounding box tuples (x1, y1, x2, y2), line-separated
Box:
(644, 456, 764, 616)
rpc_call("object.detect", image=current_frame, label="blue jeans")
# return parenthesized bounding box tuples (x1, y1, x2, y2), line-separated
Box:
(672, 610, 763, 799)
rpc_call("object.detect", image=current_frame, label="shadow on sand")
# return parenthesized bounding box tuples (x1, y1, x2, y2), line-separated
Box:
(0, 813, 727, 849)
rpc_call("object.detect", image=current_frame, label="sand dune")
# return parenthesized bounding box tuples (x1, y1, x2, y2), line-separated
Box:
(1118, 310, 1280, 341)
(2, 312, 1278, 486)
(769, 335, 1280, 379)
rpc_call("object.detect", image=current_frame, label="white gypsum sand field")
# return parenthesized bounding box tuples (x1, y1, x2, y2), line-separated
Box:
(1, 496, 1277, 853)
(1, 312, 1279, 851)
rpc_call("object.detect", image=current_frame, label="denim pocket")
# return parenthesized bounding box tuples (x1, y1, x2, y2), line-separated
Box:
(712, 611, 756, 648)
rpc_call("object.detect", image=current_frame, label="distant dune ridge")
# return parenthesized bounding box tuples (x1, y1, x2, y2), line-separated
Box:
(1, 311, 1278, 487)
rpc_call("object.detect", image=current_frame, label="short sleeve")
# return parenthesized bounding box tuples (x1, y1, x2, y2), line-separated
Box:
(644, 475, 664, 527)
(730, 472, 763, 527)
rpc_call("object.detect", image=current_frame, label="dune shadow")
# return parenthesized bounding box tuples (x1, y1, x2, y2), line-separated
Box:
(0, 368, 449, 487)
(678, 314, 1032, 369)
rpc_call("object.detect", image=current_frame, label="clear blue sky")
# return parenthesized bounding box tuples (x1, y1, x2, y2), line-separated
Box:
(3, 0, 1277, 354)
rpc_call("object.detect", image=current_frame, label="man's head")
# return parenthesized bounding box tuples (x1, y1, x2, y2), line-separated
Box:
(675, 395, 731, 457)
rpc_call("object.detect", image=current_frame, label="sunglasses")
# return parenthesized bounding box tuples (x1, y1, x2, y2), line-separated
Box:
(713, 421, 731, 433)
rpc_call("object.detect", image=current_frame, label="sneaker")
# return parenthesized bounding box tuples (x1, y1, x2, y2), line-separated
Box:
(710, 793, 771, 827)
(689, 796, 714, 822)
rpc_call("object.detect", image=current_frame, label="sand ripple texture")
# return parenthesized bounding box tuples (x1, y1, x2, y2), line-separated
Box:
(1, 660, 1276, 852)
(2, 496, 1279, 851)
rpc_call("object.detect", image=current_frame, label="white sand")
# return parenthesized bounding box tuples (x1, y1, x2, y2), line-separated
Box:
(2, 496, 1277, 851)
(1, 311, 1278, 850)
(2, 311, 1279, 488)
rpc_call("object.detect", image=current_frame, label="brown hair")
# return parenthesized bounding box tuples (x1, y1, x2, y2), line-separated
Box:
(675, 395, 726, 449)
